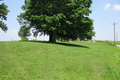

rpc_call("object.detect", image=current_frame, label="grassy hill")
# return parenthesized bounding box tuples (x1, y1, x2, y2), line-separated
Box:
(0, 41, 120, 80)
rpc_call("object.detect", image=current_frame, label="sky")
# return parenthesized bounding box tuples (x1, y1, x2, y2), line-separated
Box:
(0, 0, 120, 41)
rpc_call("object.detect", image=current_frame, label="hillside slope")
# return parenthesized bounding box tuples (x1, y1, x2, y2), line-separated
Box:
(0, 41, 120, 80)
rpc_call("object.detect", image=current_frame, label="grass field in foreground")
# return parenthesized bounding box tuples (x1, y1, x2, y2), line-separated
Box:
(0, 41, 120, 80)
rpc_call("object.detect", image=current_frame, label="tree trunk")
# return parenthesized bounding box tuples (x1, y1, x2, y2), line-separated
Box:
(49, 31, 56, 43)
(61, 38, 63, 42)
(67, 39, 69, 42)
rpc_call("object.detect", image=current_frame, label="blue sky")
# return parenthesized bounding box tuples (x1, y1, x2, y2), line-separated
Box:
(0, 0, 120, 41)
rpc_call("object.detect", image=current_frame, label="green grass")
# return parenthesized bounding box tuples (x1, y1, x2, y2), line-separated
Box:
(110, 41, 120, 45)
(0, 41, 120, 80)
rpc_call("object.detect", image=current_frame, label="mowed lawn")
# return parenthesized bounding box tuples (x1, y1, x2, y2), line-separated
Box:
(111, 41, 120, 45)
(0, 41, 120, 80)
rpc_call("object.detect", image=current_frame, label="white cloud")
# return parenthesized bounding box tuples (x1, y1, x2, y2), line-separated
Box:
(10, 29, 18, 34)
(113, 4, 120, 10)
(106, 30, 112, 34)
(104, 3, 111, 10)
(9, 35, 12, 37)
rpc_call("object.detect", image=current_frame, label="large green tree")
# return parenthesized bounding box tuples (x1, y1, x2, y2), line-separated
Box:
(0, 0, 9, 32)
(18, 0, 94, 43)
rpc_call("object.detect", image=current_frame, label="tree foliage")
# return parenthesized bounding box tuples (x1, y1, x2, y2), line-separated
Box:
(17, 6, 31, 39)
(86, 31, 95, 40)
(18, 0, 94, 43)
(0, 0, 9, 32)
(18, 26, 31, 38)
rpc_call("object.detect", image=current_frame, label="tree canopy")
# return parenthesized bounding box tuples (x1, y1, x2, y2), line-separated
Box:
(18, 0, 94, 43)
(18, 26, 31, 38)
(0, 0, 9, 32)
